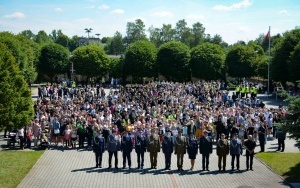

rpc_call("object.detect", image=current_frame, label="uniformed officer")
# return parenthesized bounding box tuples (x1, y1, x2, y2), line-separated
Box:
(199, 130, 213, 171)
(216, 133, 229, 171)
(135, 129, 147, 169)
(174, 128, 187, 171)
(147, 129, 160, 169)
(93, 130, 106, 168)
(244, 135, 256, 171)
(162, 130, 174, 170)
(258, 123, 266, 152)
(121, 130, 133, 169)
(230, 133, 243, 171)
(107, 129, 121, 169)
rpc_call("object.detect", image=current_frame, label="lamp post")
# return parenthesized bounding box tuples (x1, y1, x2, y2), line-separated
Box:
(84, 28, 92, 44)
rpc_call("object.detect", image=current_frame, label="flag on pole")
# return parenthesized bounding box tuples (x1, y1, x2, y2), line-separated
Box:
(264, 29, 270, 43)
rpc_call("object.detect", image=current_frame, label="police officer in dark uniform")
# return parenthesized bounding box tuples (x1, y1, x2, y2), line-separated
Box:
(162, 130, 174, 170)
(93, 130, 106, 168)
(244, 135, 256, 171)
(147, 129, 160, 169)
(121, 130, 133, 169)
(107, 129, 121, 169)
(135, 129, 147, 169)
(230, 133, 243, 171)
(199, 130, 213, 171)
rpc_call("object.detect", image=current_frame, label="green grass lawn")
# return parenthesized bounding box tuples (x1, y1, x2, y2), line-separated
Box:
(0, 150, 44, 188)
(256, 152, 300, 182)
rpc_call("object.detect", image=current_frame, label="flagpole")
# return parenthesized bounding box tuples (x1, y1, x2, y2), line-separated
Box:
(267, 26, 271, 97)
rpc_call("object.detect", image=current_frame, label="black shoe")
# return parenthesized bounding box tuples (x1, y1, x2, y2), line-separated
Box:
(115, 166, 119, 169)
(136, 166, 140, 169)
(206, 168, 210, 171)
(95, 165, 98, 168)
(165, 167, 168, 170)
(223, 169, 226, 172)
(250, 168, 253, 171)
(154, 166, 157, 169)
(180, 168, 184, 171)
(231, 167, 234, 171)
(178, 168, 180, 171)
(108, 166, 111, 169)
(219, 169, 221, 172)
(246, 168, 249, 171)
(99, 166, 102, 168)
(202, 168, 205, 171)
(281, 150, 284, 152)
(237, 168, 240, 171)
(141, 166, 143, 169)
(122, 166, 125, 169)
(129, 167, 131, 169)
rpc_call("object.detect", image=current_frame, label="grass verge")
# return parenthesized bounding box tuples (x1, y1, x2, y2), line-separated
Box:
(0, 150, 44, 188)
(256, 152, 300, 182)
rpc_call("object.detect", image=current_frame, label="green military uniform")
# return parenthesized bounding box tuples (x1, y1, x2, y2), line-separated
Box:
(174, 129, 187, 171)
(147, 131, 160, 169)
(216, 134, 229, 171)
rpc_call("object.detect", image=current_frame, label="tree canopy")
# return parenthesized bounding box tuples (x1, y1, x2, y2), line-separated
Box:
(190, 43, 225, 80)
(157, 41, 190, 82)
(0, 43, 33, 130)
(71, 45, 110, 78)
(37, 43, 70, 81)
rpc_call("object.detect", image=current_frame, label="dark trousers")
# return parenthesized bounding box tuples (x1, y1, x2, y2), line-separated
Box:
(108, 151, 118, 167)
(136, 152, 145, 167)
(164, 152, 172, 168)
(19, 136, 24, 149)
(231, 154, 240, 169)
(150, 152, 158, 167)
(278, 139, 285, 151)
(218, 155, 227, 170)
(95, 152, 103, 167)
(78, 134, 85, 148)
(122, 151, 131, 167)
(27, 139, 32, 148)
(177, 153, 184, 169)
(259, 139, 265, 152)
(246, 152, 254, 170)
(202, 153, 210, 170)
(87, 136, 92, 147)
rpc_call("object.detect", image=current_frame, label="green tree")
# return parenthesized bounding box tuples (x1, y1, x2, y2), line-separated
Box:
(55, 34, 70, 48)
(19, 30, 35, 40)
(190, 43, 225, 80)
(190, 22, 205, 47)
(148, 26, 163, 47)
(126, 19, 147, 44)
(35, 30, 51, 44)
(271, 29, 300, 84)
(0, 43, 34, 130)
(108, 57, 122, 78)
(105, 31, 124, 55)
(157, 41, 190, 82)
(69, 35, 79, 52)
(71, 45, 109, 78)
(124, 40, 157, 80)
(289, 42, 300, 83)
(225, 44, 257, 78)
(37, 43, 70, 82)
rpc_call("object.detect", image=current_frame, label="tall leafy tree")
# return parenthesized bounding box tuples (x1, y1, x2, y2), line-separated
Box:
(126, 19, 147, 44)
(69, 35, 79, 52)
(108, 57, 122, 78)
(124, 40, 157, 80)
(35, 30, 51, 44)
(105, 31, 124, 55)
(157, 41, 190, 82)
(0, 43, 34, 130)
(289, 42, 300, 83)
(271, 28, 300, 84)
(148, 26, 163, 47)
(175, 19, 192, 46)
(19, 30, 35, 40)
(190, 43, 225, 80)
(37, 43, 70, 82)
(55, 34, 70, 48)
(190, 22, 206, 47)
(71, 45, 109, 78)
(225, 44, 257, 78)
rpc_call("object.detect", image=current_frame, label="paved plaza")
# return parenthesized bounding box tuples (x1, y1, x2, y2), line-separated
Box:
(0, 87, 299, 188)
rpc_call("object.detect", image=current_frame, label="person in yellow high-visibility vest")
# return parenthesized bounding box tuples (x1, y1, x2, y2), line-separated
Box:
(246, 85, 250, 98)
(253, 87, 257, 99)
(235, 85, 240, 98)
(241, 85, 246, 98)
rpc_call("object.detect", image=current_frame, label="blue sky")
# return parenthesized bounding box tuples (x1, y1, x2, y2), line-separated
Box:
(0, 0, 299, 44)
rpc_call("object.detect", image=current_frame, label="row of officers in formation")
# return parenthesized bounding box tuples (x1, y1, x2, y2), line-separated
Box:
(235, 84, 258, 99)
(93, 128, 256, 172)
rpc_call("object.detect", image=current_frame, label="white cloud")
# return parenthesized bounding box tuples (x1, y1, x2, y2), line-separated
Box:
(186, 14, 205, 20)
(99, 4, 110, 10)
(111, 9, 124, 14)
(151, 11, 173, 17)
(3, 12, 25, 19)
(54, 7, 63, 12)
(213, 0, 252, 11)
(278, 10, 288, 15)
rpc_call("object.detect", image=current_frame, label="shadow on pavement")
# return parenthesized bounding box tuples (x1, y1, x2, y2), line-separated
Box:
(282, 162, 300, 183)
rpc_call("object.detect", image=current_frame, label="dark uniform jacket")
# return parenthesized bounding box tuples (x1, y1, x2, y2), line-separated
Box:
(216, 139, 229, 156)
(230, 139, 243, 155)
(175, 135, 187, 154)
(135, 135, 147, 153)
(187, 139, 198, 156)
(199, 136, 213, 154)
(162, 136, 174, 154)
(147, 135, 160, 152)
(244, 139, 256, 153)
(258, 126, 266, 141)
(93, 136, 106, 154)
(121, 135, 133, 153)
(107, 135, 121, 152)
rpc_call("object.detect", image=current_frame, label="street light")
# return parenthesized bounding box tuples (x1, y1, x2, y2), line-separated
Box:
(84, 28, 92, 44)
(95, 33, 101, 43)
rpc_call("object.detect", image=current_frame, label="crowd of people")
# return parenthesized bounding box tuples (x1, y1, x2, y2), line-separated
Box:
(8, 80, 287, 171)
